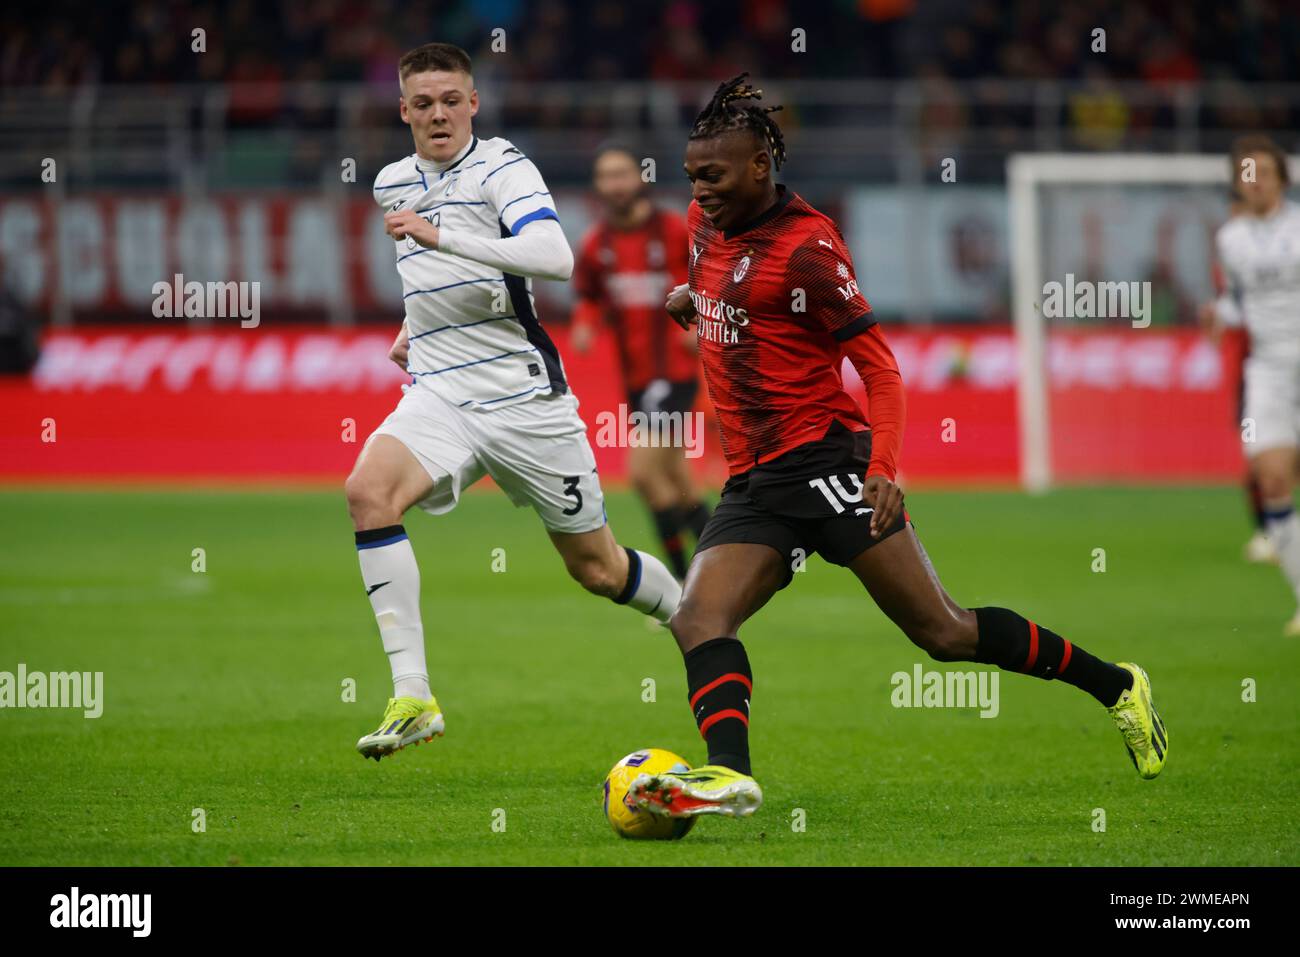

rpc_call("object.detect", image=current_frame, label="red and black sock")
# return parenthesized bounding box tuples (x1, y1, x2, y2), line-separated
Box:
(972, 606, 1132, 707)
(651, 508, 688, 579)
(681, 502, 711, 540)
(684, 637, 752, 775)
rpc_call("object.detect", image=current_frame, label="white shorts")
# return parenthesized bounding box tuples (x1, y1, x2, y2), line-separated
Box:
(371, 385, 607, 534)
(1242, 355, 1300, 456)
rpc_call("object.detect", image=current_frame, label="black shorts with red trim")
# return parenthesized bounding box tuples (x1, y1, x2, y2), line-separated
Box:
(695, 420, 908, 589)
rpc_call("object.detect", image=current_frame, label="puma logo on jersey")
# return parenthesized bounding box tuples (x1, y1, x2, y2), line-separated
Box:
(818, 239, 833, 249)
(692, 243, 702, 267)
(855, 507, 874, 517)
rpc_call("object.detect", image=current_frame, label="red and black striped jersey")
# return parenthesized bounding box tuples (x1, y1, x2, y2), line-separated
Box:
(572, 207, 698, 391)
(686, 184, 892, 475)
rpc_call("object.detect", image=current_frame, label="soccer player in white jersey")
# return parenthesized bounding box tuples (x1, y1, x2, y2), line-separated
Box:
(1200, 190, 1278, 566)
(347, 43, 682, 759)
(1209, 135, 1300, 635)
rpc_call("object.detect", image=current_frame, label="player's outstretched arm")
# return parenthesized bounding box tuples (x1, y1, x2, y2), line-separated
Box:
(570, 302, 600, 353)
(436, 217, 575, 281)
(383, 208, 573, 281)
(791, 226, 905, 531)
(569, 233, 607, 353)
(1200, 235, 1242, 342)
(842, 324, 907, 537)
(434, 145, 576, 281)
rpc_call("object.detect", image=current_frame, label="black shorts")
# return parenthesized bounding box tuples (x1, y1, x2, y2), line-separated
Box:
(627, 379, 698, 418)
(696, 420, 908, 589)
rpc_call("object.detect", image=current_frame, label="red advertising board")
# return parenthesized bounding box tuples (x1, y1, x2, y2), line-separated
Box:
(0, 327, 1242, 486)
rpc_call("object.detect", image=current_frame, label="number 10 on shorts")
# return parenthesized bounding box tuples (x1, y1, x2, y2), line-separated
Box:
(808, 474, 867, 514)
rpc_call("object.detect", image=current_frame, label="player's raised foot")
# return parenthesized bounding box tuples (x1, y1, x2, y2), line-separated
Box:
(1107, 663, 1167, 780)
(628, 764, 763, 818)
(356, 695, 444, 761)
(1282, 610, 1300, 637)
(1244, 530, 1279, 564)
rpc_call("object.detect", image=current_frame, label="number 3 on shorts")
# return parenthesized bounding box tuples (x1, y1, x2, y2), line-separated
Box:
(561, 475, 583, 515)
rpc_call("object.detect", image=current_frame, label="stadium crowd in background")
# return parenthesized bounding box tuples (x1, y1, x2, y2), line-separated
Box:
(3, 0, 1294, 175)
(4, 0, 1297, 91)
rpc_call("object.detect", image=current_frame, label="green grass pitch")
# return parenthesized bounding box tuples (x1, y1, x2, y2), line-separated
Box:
(0, 485, 1296, 866)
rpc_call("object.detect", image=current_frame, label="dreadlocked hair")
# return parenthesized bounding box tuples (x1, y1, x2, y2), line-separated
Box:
(689, 73, 786, 171)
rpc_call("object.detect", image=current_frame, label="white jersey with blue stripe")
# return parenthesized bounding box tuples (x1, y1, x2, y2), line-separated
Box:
(373, 135, 569, 410)
(1217, 200, 1300, 362)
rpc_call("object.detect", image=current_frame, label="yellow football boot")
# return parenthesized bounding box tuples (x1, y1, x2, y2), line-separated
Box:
(628, 764, 763, 818)
(356, 696, 444, 761)
(1108, 664, 1167, 779)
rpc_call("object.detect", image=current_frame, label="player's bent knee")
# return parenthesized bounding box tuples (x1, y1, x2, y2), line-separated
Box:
(1257, 471, 1292, 503)
(917, 628, 963, 663)
(344, 472, 375, 512)
(345, 471, 401, 529)
(668, 604, 731, 650)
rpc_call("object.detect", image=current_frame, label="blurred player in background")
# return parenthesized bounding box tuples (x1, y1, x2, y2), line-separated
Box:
(1199, 189, 1277, 565)
(1210, 135, 1300, 635)
(628, 77, 1167, 821)
(570, 143, 711, 579)
(348, 43, 682, 760)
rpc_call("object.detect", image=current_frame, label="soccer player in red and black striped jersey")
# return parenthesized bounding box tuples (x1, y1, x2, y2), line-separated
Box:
(628, 76, 1169, 820)
(571, 143, 711, 578)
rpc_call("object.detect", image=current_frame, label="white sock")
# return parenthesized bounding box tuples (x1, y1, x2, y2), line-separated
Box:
(1263, 504, 1300, 609)
(356, 525, 431, 700)
(614, 548, 681, 624)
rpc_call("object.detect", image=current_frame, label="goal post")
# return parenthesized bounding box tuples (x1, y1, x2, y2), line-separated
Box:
(1006, 153, 1240, 492)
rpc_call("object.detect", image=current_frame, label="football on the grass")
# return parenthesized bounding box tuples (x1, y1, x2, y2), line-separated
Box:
(602, 749, 697, 840)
